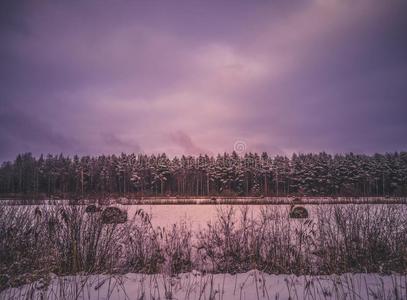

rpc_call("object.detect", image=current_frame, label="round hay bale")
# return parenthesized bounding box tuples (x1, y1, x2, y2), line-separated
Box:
(289, 206, 309, 219)
(85, 204, 101, 214)
(117, 197, 130, 205)
(101, 207, 127, 224)
(68, 199, 80, 206)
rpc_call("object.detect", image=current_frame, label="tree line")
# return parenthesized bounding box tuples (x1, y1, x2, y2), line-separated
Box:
(0, 151, 406, 198)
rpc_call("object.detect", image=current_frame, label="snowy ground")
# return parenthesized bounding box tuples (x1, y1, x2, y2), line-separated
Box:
(2, 204, 407, 299)
(2, 271, 406, 300)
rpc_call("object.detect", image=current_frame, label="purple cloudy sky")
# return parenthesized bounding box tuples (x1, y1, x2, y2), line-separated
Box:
(1, 0, 406, 162)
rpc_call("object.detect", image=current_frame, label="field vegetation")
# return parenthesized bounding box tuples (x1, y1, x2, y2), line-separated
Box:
(1, 204, 407, 293)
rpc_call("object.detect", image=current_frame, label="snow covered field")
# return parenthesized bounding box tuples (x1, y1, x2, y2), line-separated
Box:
(2, 271, 406, 300)
(1, 204, 407, 299)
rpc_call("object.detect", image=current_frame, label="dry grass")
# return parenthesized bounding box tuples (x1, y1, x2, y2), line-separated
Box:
(1, 203, 407, 292)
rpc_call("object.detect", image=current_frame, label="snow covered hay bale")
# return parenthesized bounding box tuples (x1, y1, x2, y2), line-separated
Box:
(289, 206, 309, 219)
(85, 204, 101, 214)
(117, 197, 130, 205)
(101, 207, 127, 224)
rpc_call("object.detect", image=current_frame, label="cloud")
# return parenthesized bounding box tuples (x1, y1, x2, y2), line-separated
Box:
(0, 0, 406, 162)
(0, 107, 78, 161)
(102, 133, 141, 154)
(170, 131, 209, 156)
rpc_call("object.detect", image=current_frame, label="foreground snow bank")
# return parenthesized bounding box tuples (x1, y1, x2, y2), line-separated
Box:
(2, 270, 406, 300)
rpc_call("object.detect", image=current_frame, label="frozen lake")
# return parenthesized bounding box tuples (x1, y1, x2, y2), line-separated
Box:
(113, 203, 407, 231)
(122, 204, 292, 230)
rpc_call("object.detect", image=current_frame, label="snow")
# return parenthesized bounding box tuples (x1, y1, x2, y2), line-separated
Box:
(2, 271, 406, 300)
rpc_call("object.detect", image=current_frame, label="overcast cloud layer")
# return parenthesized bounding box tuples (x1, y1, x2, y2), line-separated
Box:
(1, 0, 406, 162)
